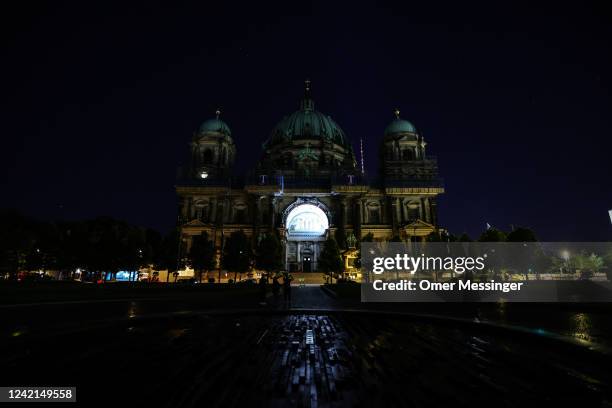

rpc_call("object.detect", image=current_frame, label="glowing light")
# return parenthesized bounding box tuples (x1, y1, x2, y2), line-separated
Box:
(200, 171, 208, 179)
(561, 250, 570, 261)
(286, 204, 329, 237)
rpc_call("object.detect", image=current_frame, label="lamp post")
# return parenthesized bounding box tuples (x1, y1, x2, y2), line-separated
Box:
(561, 250, 570, 276)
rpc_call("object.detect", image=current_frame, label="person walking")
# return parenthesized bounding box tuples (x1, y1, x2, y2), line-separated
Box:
(259, 274, 268, 305)
(272, 274, 281, 301)
(283, 272, 293, 303)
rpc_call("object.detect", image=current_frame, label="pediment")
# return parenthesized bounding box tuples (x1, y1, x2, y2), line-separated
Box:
(183, 219, 206, 227)
(403, 219, 434, 229)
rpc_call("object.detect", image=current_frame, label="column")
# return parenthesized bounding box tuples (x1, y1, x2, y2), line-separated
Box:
(391, 198, 398, 236)
(256, 196, 263, 226)
(211, 197, 218, 225)
(354, 198, 362, 239)
(395, 198, 401, 224)
(422, 198, 430, 223)
(430, 198, 438, 226)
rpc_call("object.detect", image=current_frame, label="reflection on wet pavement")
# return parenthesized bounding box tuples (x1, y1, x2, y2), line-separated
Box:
(2, 311, 612, 407)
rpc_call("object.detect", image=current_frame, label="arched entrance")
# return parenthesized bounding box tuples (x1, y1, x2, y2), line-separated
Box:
(283, 200, 330, 272)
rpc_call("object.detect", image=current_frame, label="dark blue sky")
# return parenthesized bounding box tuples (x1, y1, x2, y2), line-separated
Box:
(1, 1, 611, 240)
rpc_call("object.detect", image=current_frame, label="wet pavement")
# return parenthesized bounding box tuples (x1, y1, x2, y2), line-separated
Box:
(2, 286, 612, 406)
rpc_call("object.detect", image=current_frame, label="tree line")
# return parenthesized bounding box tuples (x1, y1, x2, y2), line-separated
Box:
(0, 209, 347, 282)
(4, 209, 608, 282)
(0, 210, 178, 281)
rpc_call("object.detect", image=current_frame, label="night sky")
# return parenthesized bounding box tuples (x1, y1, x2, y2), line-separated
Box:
(1, 2, 611, 240)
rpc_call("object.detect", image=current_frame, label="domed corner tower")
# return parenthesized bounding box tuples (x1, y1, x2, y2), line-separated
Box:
(379, 109, 444, 239)
(380, 109, 438, 181)
(189, 110, 236, 181)
(257, 80, 357, 180)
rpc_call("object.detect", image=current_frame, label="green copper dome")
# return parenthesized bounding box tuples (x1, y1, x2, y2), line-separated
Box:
(199, 118, 231, 136)
(264, 96, 352, 150)
(384, 110, 416, 135)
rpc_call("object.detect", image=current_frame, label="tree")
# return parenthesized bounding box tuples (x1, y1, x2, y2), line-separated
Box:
(458, 233, 473, 242)
(478, 228, 506, 242)
(318, 237, 344, 283)
(121, 225, 147, 282)
(189, 232, 216, 282)
(389, 235, 403, 242)
(361, 232, 374, 243)
(157, 229, 184, 282)
(142, 228, 163, 279)
(503, 228, 538, 279)
(604, 248, 612, 280)
(573, 252, 604, 277)
(256, 232, 283, 274)
(426, 231, 443, 242)
(222, 231, 252, 282)
(83, 217, 126, 282)
(0, 210, 60, 280)
(506, 227, 537, 242)
(477, 228, 506, 280)
(335, 228, 347, 250)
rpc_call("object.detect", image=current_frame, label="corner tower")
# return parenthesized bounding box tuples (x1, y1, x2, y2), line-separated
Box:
(378, 109, 444, 238)
(190, 110, 236, 180)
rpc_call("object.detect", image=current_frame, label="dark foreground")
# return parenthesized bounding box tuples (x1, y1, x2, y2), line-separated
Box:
(2, 284, 612, 407)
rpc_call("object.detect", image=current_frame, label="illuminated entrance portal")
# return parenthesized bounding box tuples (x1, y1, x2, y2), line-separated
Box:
(284, 202, 329, 272)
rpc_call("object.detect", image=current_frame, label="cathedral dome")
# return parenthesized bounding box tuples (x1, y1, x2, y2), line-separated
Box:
(263, 83, 352, 151)
(199, 116, 231, 136)
(257, 81, 356, 175)
(265, 108, 350, 149)
(384, 110, 416, 136)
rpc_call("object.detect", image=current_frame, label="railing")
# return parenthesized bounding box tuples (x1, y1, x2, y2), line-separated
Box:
(176, 168, 443, 190)
(245, 173, 369, 189)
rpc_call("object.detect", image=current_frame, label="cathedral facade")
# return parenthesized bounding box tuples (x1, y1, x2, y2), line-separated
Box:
(175, 82, 444, 273)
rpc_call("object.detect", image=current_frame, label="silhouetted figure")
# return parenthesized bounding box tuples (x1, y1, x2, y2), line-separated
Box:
(283, 273, 293, 303)
(272, 275, 281, 300)
(259, 275, 268, 304)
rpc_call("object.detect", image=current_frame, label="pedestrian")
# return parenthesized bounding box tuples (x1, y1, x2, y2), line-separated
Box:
(259, 274, 268, 304)
(272, 274, 280, 300)
(283, 272, 293, 303)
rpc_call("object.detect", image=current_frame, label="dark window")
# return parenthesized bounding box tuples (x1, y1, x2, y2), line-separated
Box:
(235, 209, 246, 224)
(408, 207, 420, 220)
(203, 149, 213, 164)
(369, 208, 380, 224)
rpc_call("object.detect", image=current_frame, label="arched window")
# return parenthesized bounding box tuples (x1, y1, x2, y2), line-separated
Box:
(407, 202, 420, 221)
(369, 208, 381, 224)
(402, 149, 414, 160)
(235, 209, 246, 224)
(367, 202, 381, 224)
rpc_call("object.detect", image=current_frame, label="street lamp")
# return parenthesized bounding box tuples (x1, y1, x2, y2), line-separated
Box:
(561, 250, 570, 261)
(561, 250, 570, 275)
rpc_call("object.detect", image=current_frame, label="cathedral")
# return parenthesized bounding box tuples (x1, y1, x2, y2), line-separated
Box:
(175, 81, 444, 273)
